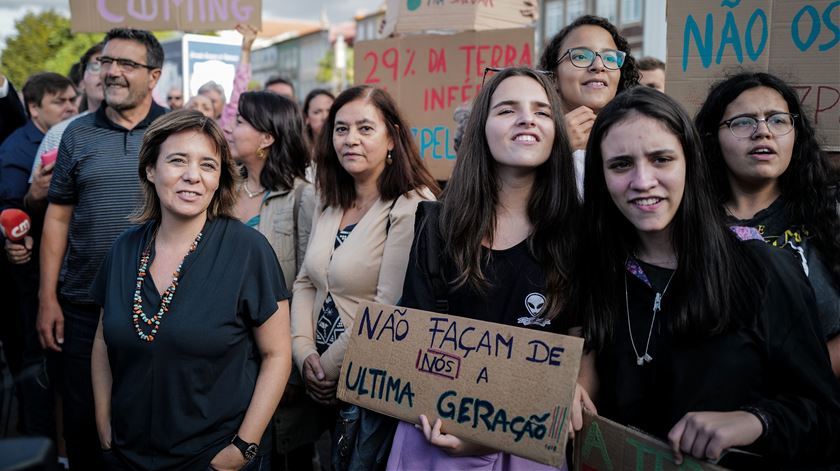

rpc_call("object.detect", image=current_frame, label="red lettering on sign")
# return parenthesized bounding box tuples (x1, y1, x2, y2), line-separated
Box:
(429, 48, 447, 74)
(815, 86, 840, 125)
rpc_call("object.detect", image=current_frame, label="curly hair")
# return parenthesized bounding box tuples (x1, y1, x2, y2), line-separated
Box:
(695, 72, 840, 289)
(538, 15, 640, 96)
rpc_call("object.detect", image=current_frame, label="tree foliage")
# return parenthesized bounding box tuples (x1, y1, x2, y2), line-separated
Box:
(0, 10, 179, 88)
(1, 10, 100, 86)
(317, 47, 354, 91)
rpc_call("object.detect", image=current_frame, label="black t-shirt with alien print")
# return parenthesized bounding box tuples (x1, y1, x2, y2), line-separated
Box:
(400, 202, 565, 334)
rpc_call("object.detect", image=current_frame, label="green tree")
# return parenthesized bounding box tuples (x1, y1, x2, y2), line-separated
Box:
(5, 11, 86, 86)
(317, 47, 354, 89)
(1, 9, 179, 87)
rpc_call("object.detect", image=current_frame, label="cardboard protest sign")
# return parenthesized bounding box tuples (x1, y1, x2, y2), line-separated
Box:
(667, 0, 840, 150)
(69, 0, 261, 33)
(386, 0, 538, 34)
(354, 28, 534, 180)
(574, 411, 730, 471)
(337, 302, 584, 467)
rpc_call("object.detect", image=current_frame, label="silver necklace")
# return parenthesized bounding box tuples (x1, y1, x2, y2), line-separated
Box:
(624, 264, 676, 366)
(243, 181, 266, 198)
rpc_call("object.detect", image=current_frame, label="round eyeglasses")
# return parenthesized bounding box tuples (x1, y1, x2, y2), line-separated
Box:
(557, 47, 626, 70)
(719, 113, 797, 138)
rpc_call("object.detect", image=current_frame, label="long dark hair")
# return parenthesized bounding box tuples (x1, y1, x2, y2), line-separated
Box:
(538, 15, 640, 96)
(440, 67, 579, 320)
(695, 72, 840, 288)
(316, 85, 440, 209)
(303, 88, 335, 142)
(571, 87, 763, 352)
(238, 91, 309, 192)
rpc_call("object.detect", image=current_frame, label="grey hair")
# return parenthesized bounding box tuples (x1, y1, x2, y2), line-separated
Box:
(198, 81, 226, 101)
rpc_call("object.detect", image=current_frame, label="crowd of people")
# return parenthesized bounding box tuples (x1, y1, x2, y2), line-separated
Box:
(0, 15, 838, 471)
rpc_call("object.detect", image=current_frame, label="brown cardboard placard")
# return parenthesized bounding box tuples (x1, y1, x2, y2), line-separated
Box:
(336, 302, 584, 467)
(667, 0, 840, 151)
(354, 28, 535, 180)
(573, 411, 731, 471)
(387, 0, 538, 34)
(69, 0, 261, 33)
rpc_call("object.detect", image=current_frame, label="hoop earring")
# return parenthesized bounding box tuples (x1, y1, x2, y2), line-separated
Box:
(386, 149, 393, 165)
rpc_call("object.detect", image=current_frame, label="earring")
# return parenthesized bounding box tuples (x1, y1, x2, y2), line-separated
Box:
(257, 148, 267, 160)
(386, 150, 393, 165)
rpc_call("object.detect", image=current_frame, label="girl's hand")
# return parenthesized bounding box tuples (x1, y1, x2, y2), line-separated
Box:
(569, 382, 597, 439)
(564, 106, 597, 151)
(667, 411, 763, 464)
(418, 414, 495, 457)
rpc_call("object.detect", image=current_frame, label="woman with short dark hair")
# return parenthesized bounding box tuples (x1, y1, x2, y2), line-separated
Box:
(91, 110, 292, 470)
(228, 91, 315, 291)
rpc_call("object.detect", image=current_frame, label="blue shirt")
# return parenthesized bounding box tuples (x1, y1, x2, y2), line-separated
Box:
(0, 120, 44, 210)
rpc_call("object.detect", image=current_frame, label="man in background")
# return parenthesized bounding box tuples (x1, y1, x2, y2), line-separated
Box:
(197, 80, 225, 119)
(166, 85, 184, 110)
(638, 56, 666, 93)
(265, 75, 295, 99)
(38, 28, 165, 470)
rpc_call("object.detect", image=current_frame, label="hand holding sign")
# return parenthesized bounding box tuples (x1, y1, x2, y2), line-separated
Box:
(337, 302, 584, 467)
(419, 414, 496, 457)
(668, 411, 763, 464)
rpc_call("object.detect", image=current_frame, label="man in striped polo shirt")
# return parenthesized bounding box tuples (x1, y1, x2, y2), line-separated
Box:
(37, 28, 166, 470)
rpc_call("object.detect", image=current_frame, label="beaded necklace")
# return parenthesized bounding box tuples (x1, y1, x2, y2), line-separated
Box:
(132, 228, 203, 343)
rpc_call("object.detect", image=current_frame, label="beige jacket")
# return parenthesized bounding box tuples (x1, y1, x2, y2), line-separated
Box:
(257, 178, 317, 292)
(291, 187, 435, 379)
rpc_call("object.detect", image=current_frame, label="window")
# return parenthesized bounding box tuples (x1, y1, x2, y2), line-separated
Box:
(545, 0, 564, 39)
(567, 0, 586, 24)
(597, 0, 618, 24)
(621, 0, 642, 24)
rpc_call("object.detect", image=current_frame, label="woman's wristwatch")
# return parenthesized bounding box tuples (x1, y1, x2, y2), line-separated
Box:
(231, 434, 259, 462)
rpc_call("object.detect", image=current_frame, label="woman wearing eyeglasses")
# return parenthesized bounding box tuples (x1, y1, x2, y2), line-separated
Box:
(538, 15, 639, 194)
(695, 73, 840, 378)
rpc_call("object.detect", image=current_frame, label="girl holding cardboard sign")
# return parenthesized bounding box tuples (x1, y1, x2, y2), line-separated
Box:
(695, 72, 840, 378)
(568, 86, 840, 468)
(387, 67, 579, 470)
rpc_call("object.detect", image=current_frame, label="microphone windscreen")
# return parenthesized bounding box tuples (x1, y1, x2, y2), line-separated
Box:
(0, 208, 31, 242)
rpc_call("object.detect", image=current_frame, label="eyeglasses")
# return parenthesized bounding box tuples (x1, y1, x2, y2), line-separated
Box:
(719, 113, 798, 138)
(85, 61, 101, 74)
(557, 48, 626, 70)
(482, 67, 553, 87)
(97, 56, 158, 72)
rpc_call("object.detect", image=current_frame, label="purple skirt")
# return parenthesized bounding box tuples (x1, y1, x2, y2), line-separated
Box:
(386, 421, 567, 471)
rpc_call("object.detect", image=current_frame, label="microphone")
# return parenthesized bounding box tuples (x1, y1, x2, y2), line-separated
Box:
(0, 209, 31, 242)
